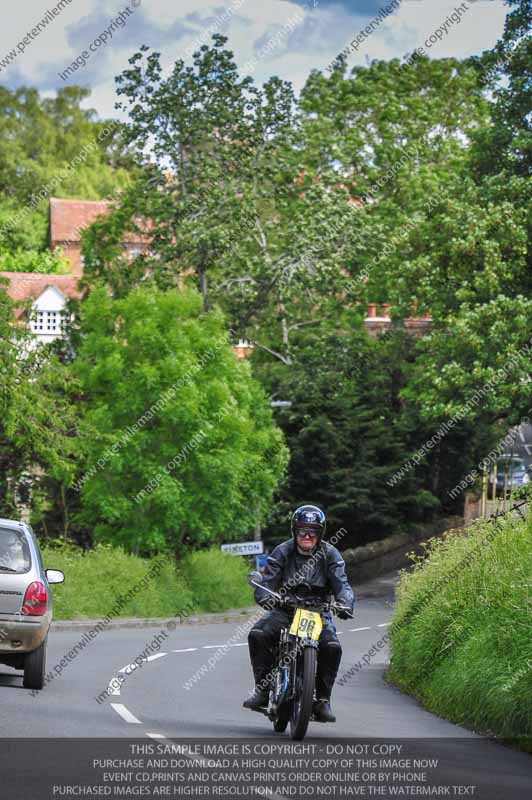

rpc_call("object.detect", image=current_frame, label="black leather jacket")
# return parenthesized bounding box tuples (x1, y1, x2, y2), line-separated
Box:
(255, 539, 355, 611)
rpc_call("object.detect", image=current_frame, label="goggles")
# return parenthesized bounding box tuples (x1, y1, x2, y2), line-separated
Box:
(295, 528, 319, 539)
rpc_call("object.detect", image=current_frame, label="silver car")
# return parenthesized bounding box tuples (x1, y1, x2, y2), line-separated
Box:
(0, 519, 64, 690)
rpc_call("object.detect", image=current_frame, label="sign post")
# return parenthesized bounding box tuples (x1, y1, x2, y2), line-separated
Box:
(221, 541, 264, 556)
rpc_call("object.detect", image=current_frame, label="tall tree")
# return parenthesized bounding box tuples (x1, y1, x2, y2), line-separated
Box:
(82, 36, 366, 363)
(0, 86, 133, 254)
(70, 285, 288, 557)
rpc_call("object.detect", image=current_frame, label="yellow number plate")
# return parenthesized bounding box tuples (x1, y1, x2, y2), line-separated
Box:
(289, 609, 323, 641)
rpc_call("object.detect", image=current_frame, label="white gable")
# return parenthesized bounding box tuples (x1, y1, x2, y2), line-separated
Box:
(33, 285, 67, 312)
(29, 285, 69, 341)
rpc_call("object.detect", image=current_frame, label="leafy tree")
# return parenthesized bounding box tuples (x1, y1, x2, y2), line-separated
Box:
(82, 36, 366, 363)
(382, 1, 532, 433)
(0, 86, 133, 253)
(469, 0, 532, 179)
(70, 285, 288, 557)
(258, 322, 448, 546)
(0, 248, 70, 274)
(0, 284, 76, 520)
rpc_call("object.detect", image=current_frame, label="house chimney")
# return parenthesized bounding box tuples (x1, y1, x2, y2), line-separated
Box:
(233, 339, 254, 360)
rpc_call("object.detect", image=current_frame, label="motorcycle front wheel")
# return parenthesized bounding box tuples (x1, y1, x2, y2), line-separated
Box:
(289, 646, 316, 741)
(273, 704, 290, 732)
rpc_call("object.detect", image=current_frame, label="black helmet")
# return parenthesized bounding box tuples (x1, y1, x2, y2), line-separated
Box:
(291, 504, 326, 543)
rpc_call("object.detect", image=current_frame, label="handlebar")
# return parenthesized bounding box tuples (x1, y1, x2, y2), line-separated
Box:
(249, 579, 352, 617)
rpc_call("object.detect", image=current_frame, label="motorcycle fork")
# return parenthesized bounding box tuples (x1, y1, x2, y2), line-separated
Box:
(272, 629, 292, 705)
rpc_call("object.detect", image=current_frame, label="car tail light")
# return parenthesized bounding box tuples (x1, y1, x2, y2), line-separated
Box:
(21, 582, 48, 616)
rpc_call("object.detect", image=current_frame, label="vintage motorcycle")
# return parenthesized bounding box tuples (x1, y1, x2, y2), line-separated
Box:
(247, 571, 351, 741)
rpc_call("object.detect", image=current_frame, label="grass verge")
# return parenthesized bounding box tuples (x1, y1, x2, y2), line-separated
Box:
(42, 543, 253, 620)
(387, 511, 532, 749)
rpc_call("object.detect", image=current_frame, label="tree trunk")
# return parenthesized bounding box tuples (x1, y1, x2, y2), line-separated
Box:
(197, 255, 209, 312)
(279, 302, 291, 364)
(61, 484, 69, 544)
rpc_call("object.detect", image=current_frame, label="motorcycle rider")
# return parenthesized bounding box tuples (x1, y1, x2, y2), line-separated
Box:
(243, 504, 354, 723)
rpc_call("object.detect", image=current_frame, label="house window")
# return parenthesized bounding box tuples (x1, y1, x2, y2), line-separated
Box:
(30, 310, 63, 335)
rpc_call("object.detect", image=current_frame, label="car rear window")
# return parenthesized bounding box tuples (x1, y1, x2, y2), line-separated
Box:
(0, 528, 31, 574)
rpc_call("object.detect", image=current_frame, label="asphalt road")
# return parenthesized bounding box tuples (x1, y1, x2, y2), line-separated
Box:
(1, 578, 531, 799)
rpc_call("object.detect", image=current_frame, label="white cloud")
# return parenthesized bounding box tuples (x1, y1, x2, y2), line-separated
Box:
(0, 0, 510, 119)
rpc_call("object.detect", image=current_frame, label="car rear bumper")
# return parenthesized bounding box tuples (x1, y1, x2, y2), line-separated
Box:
(0, 613, 50, 654)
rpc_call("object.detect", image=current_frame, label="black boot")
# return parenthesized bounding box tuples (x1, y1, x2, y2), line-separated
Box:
(313, 697, 336, 723)
(243, 686, 270, 711)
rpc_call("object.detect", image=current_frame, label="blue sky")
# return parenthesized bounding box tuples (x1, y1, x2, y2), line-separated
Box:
(0, 0, 510, 118)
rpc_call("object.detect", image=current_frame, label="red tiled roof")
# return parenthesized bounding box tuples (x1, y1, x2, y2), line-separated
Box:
(49, 197, 150, 245)
(0, 272, 82, 318)
(49, 198, 111, 243)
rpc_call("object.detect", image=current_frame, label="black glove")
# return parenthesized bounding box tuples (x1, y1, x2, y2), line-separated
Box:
(258, 595, 286, 610)
(337, 606, 353, 620)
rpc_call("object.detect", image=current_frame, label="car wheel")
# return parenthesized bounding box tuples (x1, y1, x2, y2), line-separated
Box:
(23, 636, 47, 690)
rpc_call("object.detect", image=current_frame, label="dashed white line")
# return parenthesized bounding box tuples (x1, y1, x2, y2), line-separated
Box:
(146, 653, 167, 662)
(349, 626, 371, 632)
(110, 703, 142, 724)
(146, 732, 167, 739)
(377, 623, 390, 627)
(202, 645, 226, 649)
(172, 648, 198, 653)
(108, 680, 121, 696)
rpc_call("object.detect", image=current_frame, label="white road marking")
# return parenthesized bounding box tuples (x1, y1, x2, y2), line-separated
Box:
(232, 642, 247, 647)
(202, 645, 226, 649)
(349, 626, 371, 632)
(146, 732, 167, 739)
(377, 623, 390, 627)
(172, 647, 198, 652)
(146, 653, 167, 662)
(111, 703, 142, 724)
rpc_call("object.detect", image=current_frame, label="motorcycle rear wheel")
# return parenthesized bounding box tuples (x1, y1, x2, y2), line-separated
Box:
(289, 646, 316, 741)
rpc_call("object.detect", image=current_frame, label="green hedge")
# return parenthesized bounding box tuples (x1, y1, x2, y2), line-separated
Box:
(42, 543, 253, 620)
(387, 512, 532, 747)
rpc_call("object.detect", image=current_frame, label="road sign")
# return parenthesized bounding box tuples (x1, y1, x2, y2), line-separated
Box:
(221, 541, 264, 556)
